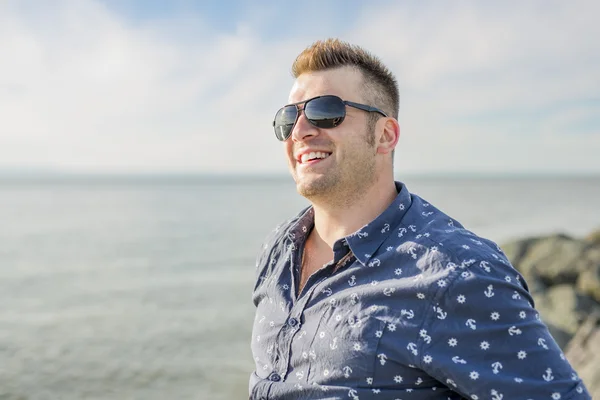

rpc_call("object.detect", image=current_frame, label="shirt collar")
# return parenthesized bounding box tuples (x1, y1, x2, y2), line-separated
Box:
(345, 181, 412, 265)
(288, 181, 412, 266)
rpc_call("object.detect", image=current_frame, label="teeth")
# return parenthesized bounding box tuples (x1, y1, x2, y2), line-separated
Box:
(301, 151, 330, 163)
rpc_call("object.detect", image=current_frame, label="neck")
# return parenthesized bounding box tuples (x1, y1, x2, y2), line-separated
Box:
(309, 175, 398, 249)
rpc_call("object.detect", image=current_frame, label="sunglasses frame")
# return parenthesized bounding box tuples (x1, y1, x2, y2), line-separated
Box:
(272, 95, 388, 141)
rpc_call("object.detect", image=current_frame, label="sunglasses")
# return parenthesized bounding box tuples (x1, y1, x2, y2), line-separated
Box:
(272, 95, 388, 141)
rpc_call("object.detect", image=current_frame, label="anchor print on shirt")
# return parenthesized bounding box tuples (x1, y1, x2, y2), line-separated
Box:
(433, 305, 447, 320)
(419, 329, 432, 344)
(491, 361, 503, 374)
(342, 366, 352, 378)
(348, 389, 359, 400)
(543, 368, 554, 382)
(330, 337, 338, 350)
(452, 356, 467, 365)
(466, 319, 477, 330)
(480, 261, 491, 273)
(407, 342, 418, 356)
(508, 326, 522, 336)
(368, 258, 381, 268)
(406, 246, 418, 259)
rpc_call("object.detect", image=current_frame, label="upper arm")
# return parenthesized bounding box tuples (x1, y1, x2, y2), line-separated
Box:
(418, 258, 591, 399)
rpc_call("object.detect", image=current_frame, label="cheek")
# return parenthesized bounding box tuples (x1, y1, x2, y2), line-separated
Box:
(284, 142, 295, 163)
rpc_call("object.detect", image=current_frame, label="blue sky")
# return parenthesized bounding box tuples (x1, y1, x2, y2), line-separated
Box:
(0, 0, 599, 175)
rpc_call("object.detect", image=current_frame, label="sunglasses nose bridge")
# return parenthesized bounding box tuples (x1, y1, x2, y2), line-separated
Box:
(290, 106, 320, 141)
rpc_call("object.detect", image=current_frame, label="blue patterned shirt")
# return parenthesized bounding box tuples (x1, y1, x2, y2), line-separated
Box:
(250, 181, 590, 399)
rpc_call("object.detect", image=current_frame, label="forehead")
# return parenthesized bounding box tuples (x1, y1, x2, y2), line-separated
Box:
(288, 67, 365, 104)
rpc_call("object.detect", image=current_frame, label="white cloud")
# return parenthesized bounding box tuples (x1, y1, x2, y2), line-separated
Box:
(0, 0, 598, 174)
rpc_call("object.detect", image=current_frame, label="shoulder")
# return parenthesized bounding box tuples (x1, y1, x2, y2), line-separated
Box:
(396, 192, 522, 292)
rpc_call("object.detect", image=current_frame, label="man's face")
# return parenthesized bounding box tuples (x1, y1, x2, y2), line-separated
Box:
(284, 67, 378, 201)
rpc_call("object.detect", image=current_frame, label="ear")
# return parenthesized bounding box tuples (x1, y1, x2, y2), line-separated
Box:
(376, 117, 400, 154)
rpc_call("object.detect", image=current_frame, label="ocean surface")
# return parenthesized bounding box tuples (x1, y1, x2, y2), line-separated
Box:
(1, 174, 599, 399)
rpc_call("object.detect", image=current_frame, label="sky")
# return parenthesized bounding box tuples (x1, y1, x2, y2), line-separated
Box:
(0, 0, 599, 176)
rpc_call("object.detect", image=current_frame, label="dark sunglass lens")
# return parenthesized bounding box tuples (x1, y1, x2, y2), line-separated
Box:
(305, 96, 346, 128)
(274, 106, 298, 140)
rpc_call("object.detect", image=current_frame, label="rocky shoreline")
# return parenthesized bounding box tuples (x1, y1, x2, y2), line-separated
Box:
(502, 229, 600, 397)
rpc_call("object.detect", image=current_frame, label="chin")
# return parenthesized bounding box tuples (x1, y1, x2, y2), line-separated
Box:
(295, 175, 338, 199)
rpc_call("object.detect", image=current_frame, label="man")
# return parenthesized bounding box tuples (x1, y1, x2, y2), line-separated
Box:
(250, 39, 590, 399)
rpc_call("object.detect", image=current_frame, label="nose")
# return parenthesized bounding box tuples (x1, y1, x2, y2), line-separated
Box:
(290, 109, 319, 142)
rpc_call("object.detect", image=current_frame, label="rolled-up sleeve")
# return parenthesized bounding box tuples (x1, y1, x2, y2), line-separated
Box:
(418, 258, 591, 399)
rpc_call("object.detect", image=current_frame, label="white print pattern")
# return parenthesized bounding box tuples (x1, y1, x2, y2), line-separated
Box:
(465, 319, 477, 330)
(407, 342, 418, 356)
(543, 368, 554, 382)
(452, 356, 467, 364)
(251, 182, 591, 399)
(508, 326, 522, 336)
(491, 361, 502, 374)
(519, 311, 527, 319)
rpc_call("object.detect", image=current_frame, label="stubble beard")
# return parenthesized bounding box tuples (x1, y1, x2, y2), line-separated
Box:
(294, 129, 377, 208)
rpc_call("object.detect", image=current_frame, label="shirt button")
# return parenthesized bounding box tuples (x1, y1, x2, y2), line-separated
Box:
(288, 317, 299, 327)
(268, 372, 281, 382)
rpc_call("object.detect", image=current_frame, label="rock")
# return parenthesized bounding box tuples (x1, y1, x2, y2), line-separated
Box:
(518, 235, 586, 288)
(564, 312, 600, 398)
(501, 230, 600, 394)
(534, 284, 598, 347)
(575, 247, 600, 303)
(585, 229, 600, 246)
(500, 236, 539, 266)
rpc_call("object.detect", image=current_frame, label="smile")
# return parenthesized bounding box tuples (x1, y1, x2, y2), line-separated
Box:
(298, 151, 332, 164)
